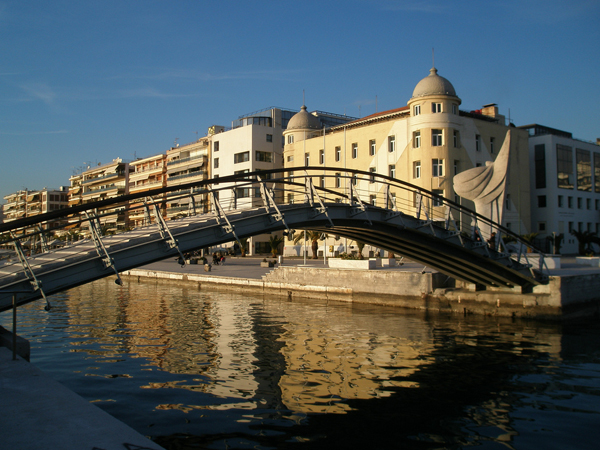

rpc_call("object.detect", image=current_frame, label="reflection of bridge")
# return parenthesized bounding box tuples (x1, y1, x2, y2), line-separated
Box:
(0, 168, 549, 312)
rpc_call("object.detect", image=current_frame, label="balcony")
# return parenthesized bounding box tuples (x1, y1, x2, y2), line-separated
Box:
(82, 172, 122, 185)
(166, 155, 206, 167)
(167, 171, 205, 182)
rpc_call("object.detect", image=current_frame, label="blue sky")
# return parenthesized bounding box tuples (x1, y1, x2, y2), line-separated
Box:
(1, 0, 599, 199)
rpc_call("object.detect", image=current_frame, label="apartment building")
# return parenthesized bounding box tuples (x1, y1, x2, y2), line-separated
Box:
(523, 124, 600, 254)
(77, 158, 129, 234)
(2, 187, 69, 236)
(165, 137, 210, 221)
(128, 153, 167, 228)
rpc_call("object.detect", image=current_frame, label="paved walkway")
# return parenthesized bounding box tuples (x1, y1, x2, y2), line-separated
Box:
(140, 255, 598, 279)
(0, 347, 164, 450)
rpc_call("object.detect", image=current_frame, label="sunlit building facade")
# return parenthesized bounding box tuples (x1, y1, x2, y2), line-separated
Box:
(283, 67, 532, 255)
(522, 124, 600, 254)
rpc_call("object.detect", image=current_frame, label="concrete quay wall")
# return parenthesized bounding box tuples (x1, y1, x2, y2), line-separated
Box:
(122, 267, 600, 320)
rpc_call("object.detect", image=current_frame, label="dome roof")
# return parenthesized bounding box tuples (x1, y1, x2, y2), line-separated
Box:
(411, 67, 457, 99)
(286, 105, 321, 131)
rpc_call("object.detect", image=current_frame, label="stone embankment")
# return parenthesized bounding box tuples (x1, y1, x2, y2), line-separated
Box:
(122, 257, 600, 320)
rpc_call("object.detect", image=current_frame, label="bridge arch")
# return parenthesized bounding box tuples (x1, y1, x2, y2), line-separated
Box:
(0, 168, 548, 312)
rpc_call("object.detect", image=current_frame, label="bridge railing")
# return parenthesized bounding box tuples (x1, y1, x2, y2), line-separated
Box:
(0, 167, 549, 279)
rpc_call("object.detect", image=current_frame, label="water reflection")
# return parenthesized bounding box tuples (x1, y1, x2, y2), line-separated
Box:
(2, 277, 600, 449)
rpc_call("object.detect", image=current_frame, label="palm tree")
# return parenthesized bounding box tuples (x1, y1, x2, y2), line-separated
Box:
(237, 237, 249, 257)
(268, 235, 284, 257)
(355, 240, 366, 259)
(293, 231, 325, 259)
(571, 230, 596, 255)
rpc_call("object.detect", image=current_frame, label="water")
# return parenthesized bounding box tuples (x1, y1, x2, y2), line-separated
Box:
(2, 277, 600, 449)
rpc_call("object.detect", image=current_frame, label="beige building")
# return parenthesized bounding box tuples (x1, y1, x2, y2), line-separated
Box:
(128, 153, 167, 228)
(75, 158, 130, 234)
(283, 67, 531, 252)
(3, 188, 69, 228)
(165, 137, 210, 220)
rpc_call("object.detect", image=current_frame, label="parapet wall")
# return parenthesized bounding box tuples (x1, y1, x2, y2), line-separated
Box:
(122, 267, 600, 320)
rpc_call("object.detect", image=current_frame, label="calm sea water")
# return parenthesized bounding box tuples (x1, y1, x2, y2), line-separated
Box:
(2, 277, 600, 450)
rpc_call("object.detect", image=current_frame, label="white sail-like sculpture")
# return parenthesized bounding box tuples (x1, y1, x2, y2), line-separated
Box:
(453, 130, 511, 238)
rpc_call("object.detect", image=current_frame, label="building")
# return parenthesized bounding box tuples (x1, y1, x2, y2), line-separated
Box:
(77, 158, 130, 235)
(210, 106, 355, 255)
(282, 68, 532, 255)
(128, 152, 167, 228)
(165, 137, 210, 221)
(522, 124, 600, 254)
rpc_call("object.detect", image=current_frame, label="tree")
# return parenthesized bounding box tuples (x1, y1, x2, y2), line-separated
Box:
(571, 230, 596, 255)
(237, 237, 249, 257)
(355, 240, 366, 259)
(293, 231, 325, 259)
(268, 235, 284, 257)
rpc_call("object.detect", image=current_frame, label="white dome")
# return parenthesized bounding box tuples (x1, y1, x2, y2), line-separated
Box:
(287, 105, 321, 131)
(411, 67, 457, 99)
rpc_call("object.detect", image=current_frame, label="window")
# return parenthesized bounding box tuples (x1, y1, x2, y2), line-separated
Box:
(256, 151, 272, 162)
(370, 195, 377, 206)
(305, 153, 310, 166)
(335, 172, 341, 188)
(213, 141, 219, 152)
(389, 164, 396, 178)
(454, 160, 459, 175)
(432, 159, 444, 177)
(335, 146, 341, 162)
(557, 144, 573, 189)
(235, 169, 249, 179)
(414, 105, 421, 116)
(287, 155, 294, 162)
(287, 193, 294, 204)
(235, 187, 250, 198)
(596, 199, 599, 210)
(568, 222, 574, 233)
(369, 139, 376, 156)
(287, 135, 294, 144)
(558, 195, 563, 207)
(388, 136, 395, 152)
(568, 196, 573, 208)
(432, 189, 443, 207)
(535, 144, 546, 189)
(234, 151, 249, 164)
(505, 194, 511, 210)
(538, 195, 547, 208)
(576, 148, 591, 191)
(490, 137, 495, 154)
(578, 197, 582, 209)
(587, 198, 591, 210)
(452, 104, 458, 114)
(453, 130, 459, 148)
(320, 176, 325, 188)
(319, 149, 324, 165)
(369, 167, 376, 183)
(476, 134, 481, 152)
(413, 131, 421, 148)
(413, 160, 421, 179)
(352, 175, 358, 185)
(213, 158, 219, 169)
(539, 222, 546, 232)
(352, 143, 358, 159)
(266, 134, 273, 142)
(432, 102, 442, 113)
(432, 129, 442, 146)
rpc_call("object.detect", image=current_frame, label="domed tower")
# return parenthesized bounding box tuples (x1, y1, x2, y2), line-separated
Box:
(406, 67, 462, 204)
(283, 105, 322, 145)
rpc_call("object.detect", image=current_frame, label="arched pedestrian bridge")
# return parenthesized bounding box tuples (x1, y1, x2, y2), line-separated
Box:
(0, 168, 550, 312)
